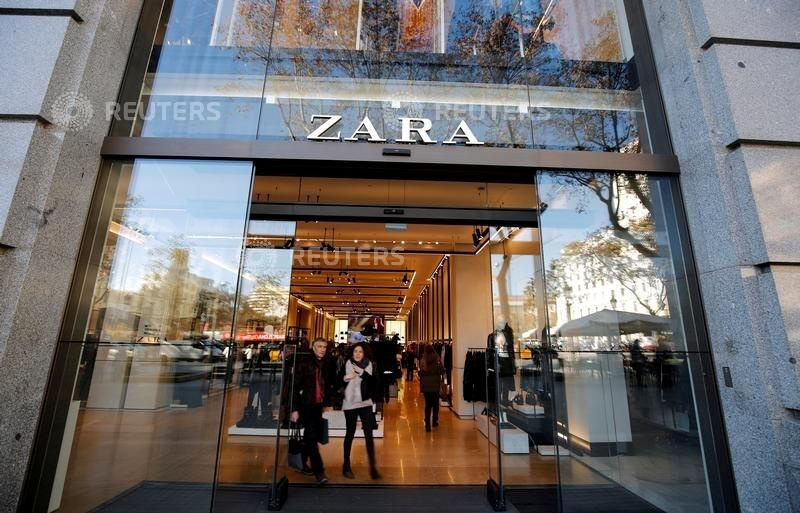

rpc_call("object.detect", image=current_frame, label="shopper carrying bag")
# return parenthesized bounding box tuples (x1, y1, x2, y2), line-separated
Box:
(290, 338, 331, 484)
(418, 345, 444, 432)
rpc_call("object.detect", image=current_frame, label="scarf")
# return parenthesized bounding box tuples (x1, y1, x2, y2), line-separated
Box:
(350, 357, 370, 370)
(314, 359, 324, 404)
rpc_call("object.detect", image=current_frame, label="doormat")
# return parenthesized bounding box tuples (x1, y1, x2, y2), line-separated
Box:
(88, 482, 215, 513)
(507, 485, 665, 513)
(90, 482, 515, 513)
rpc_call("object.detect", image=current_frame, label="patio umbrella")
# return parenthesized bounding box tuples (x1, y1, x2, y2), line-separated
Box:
(555, 309, 670, 337)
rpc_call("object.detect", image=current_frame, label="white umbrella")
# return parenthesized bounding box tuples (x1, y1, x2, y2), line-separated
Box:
(555, 309, 670, 337)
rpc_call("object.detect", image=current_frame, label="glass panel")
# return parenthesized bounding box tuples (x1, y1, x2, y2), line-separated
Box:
(487, 225, 559, 508)
(538, 171, 712, 513)
(114, 0, 649, 151)
(48, 159, 253, 513)
(527, 0, 646, 152)
(215, 220, 297, 489)
(258, 0, 534, 147)
(115, 0, 272, 139)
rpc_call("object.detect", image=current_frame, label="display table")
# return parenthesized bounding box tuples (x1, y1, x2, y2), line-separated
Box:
(506, 405, 553, 446)
(476, 413, 529, 454)
(124, 346, 173, 410)
(560, 352, 632, 456)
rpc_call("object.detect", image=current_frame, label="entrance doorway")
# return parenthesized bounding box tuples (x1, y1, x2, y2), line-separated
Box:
(213, 175, 559, 506)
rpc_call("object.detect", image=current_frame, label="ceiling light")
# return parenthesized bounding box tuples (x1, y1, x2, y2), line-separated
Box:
(282, 238, 295, 249)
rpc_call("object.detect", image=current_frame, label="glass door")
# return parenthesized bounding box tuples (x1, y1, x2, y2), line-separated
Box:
(486, 223, 560, 511)
(213, 220, 297, 509)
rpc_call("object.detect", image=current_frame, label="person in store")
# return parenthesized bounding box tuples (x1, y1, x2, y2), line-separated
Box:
(418, 345, 444, 432)
(403, 347, 416, 382)
(341, 342, 381, 480)
(290, 338, 330, 484)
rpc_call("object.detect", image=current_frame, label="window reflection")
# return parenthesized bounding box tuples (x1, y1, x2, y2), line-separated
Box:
(539, 172, 679, 351)
(119, 0, 647, 151)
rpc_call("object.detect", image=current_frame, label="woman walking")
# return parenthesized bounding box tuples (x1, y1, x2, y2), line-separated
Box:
(418, 345, 444, 432)
(341, 343, 381, 480)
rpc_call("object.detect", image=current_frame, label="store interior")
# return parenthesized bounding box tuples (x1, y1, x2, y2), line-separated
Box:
(216, 213, 587, 487)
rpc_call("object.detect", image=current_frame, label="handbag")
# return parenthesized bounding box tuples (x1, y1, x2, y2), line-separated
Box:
(439, 381, 451, 400)
(360, 370, 376, 401)
(287, 425, 304, 471)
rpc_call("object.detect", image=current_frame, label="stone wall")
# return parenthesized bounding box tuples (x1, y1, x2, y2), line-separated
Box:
(643, 1, 800, 512)
(0, 1, 143, 511)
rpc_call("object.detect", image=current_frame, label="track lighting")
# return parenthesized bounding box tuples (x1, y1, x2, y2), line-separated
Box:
(282, 237, 295, 249)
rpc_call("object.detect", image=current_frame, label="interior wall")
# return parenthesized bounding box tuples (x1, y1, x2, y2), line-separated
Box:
(450, 252, 493, 417)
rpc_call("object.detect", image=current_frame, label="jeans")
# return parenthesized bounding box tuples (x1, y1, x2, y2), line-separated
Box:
(343, 406, 376, 471)
(423, 392, 439, 427)
(300, 405, 325, 475)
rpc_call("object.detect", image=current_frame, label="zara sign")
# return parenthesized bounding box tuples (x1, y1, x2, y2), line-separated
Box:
(307, 115, 485, 146)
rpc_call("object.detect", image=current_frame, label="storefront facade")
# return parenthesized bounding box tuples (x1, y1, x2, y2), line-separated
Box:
(1, 1, 798, 513)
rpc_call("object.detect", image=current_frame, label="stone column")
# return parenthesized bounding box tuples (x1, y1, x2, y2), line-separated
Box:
(0, 1, 144, 511)
(642, 1, 800, 511)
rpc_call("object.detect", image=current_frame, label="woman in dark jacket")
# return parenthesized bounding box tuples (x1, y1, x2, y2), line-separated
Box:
(418, 345, 444, 432)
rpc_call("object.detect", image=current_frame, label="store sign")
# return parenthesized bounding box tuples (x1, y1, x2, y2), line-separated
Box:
(307, 115, 484, 146)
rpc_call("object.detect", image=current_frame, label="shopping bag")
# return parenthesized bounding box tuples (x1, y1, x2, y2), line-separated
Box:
(287, 426, 304, 471)
(319, 417, 330, 445)
(439, 382, 451, 400)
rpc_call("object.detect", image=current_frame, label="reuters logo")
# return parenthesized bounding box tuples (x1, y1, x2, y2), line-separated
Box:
(50, 92, 94, 131)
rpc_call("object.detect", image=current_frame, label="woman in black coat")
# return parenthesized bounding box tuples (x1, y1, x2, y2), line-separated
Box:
(418, 345, 444, 432)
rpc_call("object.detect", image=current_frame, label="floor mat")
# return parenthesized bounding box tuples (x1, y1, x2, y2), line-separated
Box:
(90, 482, 517, 513)
(507, 486, 665, 513)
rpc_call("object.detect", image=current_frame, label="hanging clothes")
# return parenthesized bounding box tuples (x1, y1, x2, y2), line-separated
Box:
(462, 349, 487, 402)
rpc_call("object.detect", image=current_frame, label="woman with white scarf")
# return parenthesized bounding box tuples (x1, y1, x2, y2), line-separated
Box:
(341, 343, 381, 480)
